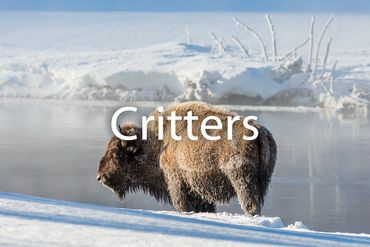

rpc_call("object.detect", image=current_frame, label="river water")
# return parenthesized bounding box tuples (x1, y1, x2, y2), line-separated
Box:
(0, 100, 369, 234)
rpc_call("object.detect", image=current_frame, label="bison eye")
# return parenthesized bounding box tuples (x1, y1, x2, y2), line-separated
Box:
(111, 150, 125, 166)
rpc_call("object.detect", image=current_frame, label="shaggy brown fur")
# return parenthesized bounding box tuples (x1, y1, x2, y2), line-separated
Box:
(97, 101, 277, 215)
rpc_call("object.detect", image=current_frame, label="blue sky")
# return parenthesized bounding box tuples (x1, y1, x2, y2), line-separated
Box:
(0, 0, 370, 13)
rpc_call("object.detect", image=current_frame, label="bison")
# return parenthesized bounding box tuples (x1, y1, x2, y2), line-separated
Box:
(97, 101, 277, 215)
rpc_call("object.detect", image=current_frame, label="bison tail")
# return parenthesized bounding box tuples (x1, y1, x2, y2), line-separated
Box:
(255, 123, 277, 206)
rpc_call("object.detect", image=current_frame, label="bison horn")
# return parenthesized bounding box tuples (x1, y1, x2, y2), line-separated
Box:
(121, 140, 127, 147)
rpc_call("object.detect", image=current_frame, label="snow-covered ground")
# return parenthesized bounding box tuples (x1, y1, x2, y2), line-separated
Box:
(1, 192, 370, 247)
(0, 12, 369, 115)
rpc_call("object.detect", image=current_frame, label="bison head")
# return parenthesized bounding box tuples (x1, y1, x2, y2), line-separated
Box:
(97, 124, 143, 200)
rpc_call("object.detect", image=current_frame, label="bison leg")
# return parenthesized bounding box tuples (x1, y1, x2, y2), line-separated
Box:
(160, 149, 194, 212)
(195, 201, 216, 213)
(188, 192, 216, 213)
(160, 149, 214, 213)
(224, 168, 261, 216)
(163, 170, 195, 212)
(163, 168, 216, 212)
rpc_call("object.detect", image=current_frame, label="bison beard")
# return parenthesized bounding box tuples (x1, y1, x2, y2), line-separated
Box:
(97, 102, 277, 215)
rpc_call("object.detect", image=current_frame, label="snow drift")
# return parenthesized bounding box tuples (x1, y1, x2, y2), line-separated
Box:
(1, 192, 370, 246)
(0, 43, 366, 109)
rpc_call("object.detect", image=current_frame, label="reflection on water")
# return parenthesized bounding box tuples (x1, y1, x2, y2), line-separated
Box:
(0, 101, 369, 234)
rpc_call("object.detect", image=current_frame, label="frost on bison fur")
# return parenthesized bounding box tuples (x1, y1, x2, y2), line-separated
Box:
(97, 102, 277, 215)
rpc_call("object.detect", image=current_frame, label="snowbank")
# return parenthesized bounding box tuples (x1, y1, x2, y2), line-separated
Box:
(0, 42, 295, 101)
(0, 42, 365, 108)
(1, 192, 370, 246)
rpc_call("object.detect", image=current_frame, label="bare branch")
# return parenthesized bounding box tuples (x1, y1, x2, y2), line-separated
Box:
(312, 16, 334, 79)
(318, 80, 333, 96)
(233, 17, 268, 62)
(185, 26, 192, 44)
(209, 32, 225, 55)
(320, 37, 333, 78)
(230, 35, 250, 58)
(265, 14, 277, 62)
(281, 38, 309, 61)
(330, 60, 338, 94)
(307, 15, 315, 72)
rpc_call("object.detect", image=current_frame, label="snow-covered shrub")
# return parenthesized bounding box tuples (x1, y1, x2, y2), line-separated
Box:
(335, 85, 369, 117)
(175, 14, 367, 117)
(176, 71, 222, 102)
(271, 57, 304, 83)
(177, 15, 341, 109)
